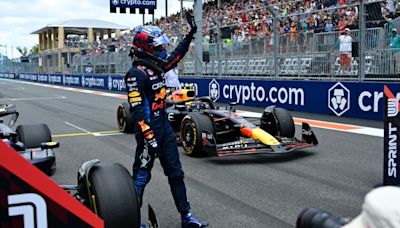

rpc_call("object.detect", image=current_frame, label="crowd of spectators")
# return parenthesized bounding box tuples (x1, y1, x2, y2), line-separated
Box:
(78, 0, 400, 58)
(76, 32, 135, 57)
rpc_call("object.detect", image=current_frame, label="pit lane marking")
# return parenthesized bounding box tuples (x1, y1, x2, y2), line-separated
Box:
(52, 130, 122, 138)
(65, 122, 91, 133)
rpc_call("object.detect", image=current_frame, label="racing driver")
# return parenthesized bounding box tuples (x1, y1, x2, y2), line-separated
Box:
(124, 13, 208, 228)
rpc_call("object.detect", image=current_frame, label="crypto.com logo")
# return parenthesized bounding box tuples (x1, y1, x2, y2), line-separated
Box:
(8, 193, 48, 228)
(112, 0, 119, 5)
(328, 82, 350, 116)
(209, 79, 220, 101)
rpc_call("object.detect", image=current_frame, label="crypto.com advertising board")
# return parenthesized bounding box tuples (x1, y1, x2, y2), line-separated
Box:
(110, 0, 156, 9)
(3, 73, 400, 120)
(180, 78, 400, 120)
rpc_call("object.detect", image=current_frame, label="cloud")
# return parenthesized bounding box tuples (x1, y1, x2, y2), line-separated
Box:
(0, 0, 194, 58)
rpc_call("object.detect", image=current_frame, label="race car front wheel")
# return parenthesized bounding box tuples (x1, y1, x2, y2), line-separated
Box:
(89, 163, 140, 228)
(180, 112, 215, 156)
(16, 123, 52, 148)
(260, 107, 295, 138)
(117, 102, 134, 133)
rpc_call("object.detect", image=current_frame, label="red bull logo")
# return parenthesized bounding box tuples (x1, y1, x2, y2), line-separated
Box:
(138, 120, 150, 132)
(155, 88, 166, 101)
(152, 101, 165, 111)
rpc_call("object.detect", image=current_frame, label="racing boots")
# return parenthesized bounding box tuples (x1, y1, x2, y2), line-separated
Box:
(181, 212, 208, 228)
(140, 221, 147, 228)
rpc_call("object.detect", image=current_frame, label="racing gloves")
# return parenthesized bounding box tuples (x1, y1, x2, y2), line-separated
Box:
(186, 12, 197, 36)
(138, 120, 158, 149)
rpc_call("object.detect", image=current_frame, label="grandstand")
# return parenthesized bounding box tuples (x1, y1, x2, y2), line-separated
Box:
(29, 19, 128, 73)
(2, 0, 400, 80)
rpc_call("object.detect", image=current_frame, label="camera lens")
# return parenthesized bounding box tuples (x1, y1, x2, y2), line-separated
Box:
(296, 208, 350, 228)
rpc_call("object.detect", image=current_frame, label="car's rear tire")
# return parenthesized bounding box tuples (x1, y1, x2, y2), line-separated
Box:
(180, 112, 215, 156)
(16, 124, 52, 148)
(89, 163, 140, 228)
(117, 102, 135, 133)
(261, 107, 295, 138)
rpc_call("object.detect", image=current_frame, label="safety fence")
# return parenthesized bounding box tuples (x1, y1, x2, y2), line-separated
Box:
(1, 23, 400, 80)
(183, 48, 400, 80)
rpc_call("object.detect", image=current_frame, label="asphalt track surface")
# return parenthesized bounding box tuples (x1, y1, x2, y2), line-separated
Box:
(0, 79, 383, 228)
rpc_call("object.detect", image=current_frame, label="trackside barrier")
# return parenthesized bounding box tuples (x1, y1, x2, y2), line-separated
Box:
(5, 73, 127, 92)
(2, 73, 400, 120)
(0, 73, 15, 79)
(179, 78, 400, 121)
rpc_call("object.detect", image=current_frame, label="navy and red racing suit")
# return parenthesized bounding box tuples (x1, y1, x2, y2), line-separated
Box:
(125, 33, 193, 214)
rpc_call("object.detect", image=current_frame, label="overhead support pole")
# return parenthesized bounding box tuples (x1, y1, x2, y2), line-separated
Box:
(359, 0, 366, 82)
(262, 0, 279, 80)
(194, 0, 203, 75)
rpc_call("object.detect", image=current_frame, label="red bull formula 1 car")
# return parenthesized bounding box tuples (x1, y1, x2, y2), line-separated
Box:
(117, 89, 318, 157)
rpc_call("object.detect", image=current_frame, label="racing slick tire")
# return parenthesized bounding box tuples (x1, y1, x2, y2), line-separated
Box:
(261, 107, 295, 138)
(180, 112, 215, 156)
(117, 102, 135, 133)
(89, 163, 140, 228)
(16, 123, 52, 148)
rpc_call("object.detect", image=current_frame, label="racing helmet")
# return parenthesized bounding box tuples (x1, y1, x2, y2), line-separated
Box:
(132, 26, 170, 61)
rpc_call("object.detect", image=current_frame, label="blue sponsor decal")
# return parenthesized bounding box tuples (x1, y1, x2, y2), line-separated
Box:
(81, 75, 106, 89)
(37, 74, 49, 83)
(0, 73, 15, 79)
(110, 0, 156, 9)
(108, 75, 126, 91)
(20, 73, 38, 81)
(49, 74, 63, 85)
(181, 78, 400, 120)
(63, 75, 81, 86)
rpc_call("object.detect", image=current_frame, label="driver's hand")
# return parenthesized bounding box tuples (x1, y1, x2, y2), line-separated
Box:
(186, 12, 197, 35)
(138, 120, 158, 149)
(144, 129, 158, 149)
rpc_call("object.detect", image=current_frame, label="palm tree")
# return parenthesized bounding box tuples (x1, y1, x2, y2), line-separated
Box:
(16, 46, 28, 56)
(29, 44, 39, 55)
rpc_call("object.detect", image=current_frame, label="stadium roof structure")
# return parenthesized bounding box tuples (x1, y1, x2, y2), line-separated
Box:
(31, 19, 130, 35)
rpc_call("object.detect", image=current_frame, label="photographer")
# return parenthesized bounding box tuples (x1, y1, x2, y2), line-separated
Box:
(297, 186, 400, 228)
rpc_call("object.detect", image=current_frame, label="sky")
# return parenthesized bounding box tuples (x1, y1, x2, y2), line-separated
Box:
(0, 0, 194, 58)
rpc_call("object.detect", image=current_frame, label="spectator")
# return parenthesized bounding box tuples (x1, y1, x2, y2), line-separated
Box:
(289, 22, 298, 52)
(387, 0, 396, 18)
(165, 68, 181, 90)
(389, 28, 400, 49)
(337, 28, 354, 73)
(389, 28, 400, 73)
(325, 17, 334, 32)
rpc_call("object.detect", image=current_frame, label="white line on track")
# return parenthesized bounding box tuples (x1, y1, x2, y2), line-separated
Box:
(92, 132, 123, 137)
(0, 96, 67, 101)
(65, 122, 91, 133)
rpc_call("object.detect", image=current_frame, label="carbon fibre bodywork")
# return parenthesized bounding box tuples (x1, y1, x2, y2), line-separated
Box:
(0, 104, 58, 175)
(118, 89, 318, 157)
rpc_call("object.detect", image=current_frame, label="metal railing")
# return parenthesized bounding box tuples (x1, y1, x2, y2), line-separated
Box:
(1, 19, 400, 81)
